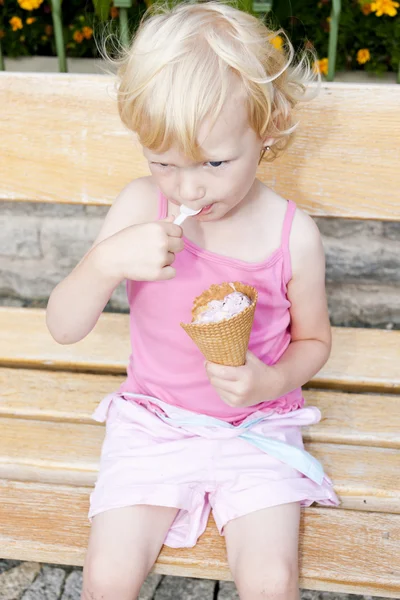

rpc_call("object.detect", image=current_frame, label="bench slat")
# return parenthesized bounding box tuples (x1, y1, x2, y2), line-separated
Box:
(1, 368, 399, 449)
(1, 73, 399, 220)
(1, 307, 399, 392)
(1, 414, 399, 513)
(1, 479, 399, 597)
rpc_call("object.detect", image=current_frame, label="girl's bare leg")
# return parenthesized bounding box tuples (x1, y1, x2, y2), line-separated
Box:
(224, 502, 301, 600)
(81, 504, 179, 600)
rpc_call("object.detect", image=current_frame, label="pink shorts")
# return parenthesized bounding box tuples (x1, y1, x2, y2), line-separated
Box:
(88, 393, 340, 548)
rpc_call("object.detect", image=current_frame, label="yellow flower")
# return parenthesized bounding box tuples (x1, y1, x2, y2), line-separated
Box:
(26, 17, 37, 24)
(10, 16, 23, 31)
(82, 26, 93, 40)
(370, 0, 399, 16)
(17, 0, 44, 9)
(357, 48, 371, 64)
(73, 30, 84, 43)
(270, 35, 284, 51)
(314, 57, 329, 76)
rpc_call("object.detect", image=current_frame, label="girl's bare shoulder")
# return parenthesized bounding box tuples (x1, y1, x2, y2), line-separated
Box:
(257, 184, 324, 274)
(86, 176, 160, 251)
(108, 175, 160, 225)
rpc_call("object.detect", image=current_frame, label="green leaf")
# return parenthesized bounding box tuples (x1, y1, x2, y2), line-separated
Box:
(92, 0, 112, 21)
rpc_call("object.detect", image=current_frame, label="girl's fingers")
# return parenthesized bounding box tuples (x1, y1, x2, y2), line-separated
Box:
(164, 251, 175, 266)
(208, 376, 238, 394)
(206, 362, 240, 381)
(163, 221, 183, 238)
(159, 266, 176, 280)
(168, 236, 184, 253)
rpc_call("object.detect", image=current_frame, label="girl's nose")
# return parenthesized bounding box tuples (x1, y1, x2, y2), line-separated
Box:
(178, 173, 205, 203)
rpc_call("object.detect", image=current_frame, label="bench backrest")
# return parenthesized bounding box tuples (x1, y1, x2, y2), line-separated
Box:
(1, 73, 399, 220)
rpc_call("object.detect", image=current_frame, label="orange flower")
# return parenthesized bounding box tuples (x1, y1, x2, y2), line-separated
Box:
(82, 26, 93, 40)
(10, 16, 23, 31)
(45, 24, 53, 36)
(17, 0, 44, 9)
(26, 17, 37, 24)
(371, 0, 399, 15)
(0, 29, 5, 39)
(111, 6, 119, 18)
(73, 31, 84, 43)
(270, 35, 284, 51)
(357, 48, 371, 64)
(314, 57, 329, 76)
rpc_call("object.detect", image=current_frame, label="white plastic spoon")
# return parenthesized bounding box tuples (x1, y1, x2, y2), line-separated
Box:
(173, 205, 202, 226)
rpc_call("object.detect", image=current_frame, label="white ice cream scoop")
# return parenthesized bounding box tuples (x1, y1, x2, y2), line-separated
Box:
(173, 205, 202, 226)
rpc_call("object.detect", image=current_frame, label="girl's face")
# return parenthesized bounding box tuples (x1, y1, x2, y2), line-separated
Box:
(143, 87, 268, 222)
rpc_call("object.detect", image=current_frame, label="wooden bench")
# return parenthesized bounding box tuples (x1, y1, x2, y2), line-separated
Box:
(1, 72, 399, 598)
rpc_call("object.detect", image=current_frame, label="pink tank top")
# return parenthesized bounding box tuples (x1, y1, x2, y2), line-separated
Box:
(118, 190, 305, 424)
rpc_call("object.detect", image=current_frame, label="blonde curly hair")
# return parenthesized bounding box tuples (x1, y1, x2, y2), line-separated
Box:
(100, 0, 319, 163)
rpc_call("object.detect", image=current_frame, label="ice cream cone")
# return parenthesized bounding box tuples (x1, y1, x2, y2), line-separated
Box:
(180, 282, 258, 366)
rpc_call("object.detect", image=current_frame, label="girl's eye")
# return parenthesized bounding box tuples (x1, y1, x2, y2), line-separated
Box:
(152, 161, 227, 168)
(207, 161, 225, 168)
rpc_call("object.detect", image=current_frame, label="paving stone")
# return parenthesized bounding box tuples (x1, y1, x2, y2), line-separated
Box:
(218, 580, 239, 599)
(154, 575, 216, 599)
(21, 565, 66, 600)
(0, 562, 41, 600)
(60, 570, 82, 600)
(139, 573, 163, 599)
(0, 560, 22, 577)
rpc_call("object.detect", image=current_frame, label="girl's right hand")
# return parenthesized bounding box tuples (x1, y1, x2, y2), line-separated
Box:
(97, 216, 184, 282)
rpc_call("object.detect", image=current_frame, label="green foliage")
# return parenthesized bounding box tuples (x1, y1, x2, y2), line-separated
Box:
(269, 0, 399, 75)
(92, 0, 112, 21)
(0, 0, 398, 75)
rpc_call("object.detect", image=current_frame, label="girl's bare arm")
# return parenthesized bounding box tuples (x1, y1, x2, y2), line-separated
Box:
(46, 177, 157, 345)
(271, 208, 332, 393)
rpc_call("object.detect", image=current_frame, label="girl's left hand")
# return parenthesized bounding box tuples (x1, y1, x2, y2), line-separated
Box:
(205, 351, 283, 408)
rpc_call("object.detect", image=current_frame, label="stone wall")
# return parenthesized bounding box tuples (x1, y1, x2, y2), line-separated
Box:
(1, 201, 399, 329)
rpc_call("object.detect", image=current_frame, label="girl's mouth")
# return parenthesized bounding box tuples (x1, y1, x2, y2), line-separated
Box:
(198, 204, 213, 216)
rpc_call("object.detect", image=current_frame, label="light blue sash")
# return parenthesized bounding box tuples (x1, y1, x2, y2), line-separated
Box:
(155, 409, 325, 485)
(97, 392, 326, 486)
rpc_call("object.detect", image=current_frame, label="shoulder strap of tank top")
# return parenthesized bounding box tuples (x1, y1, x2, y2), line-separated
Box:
(157, 189, 168, 220)
(281, 199, 297, 285)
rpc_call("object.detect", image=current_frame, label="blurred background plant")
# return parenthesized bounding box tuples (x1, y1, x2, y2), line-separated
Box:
(0, 0, 399, 77)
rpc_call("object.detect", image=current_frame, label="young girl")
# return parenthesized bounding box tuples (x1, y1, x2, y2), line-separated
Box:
(46, 1, 340, 598)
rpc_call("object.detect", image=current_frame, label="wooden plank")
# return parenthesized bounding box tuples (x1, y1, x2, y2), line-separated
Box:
(1, 73, 399, 220)
(1, 368, 400, 450)
(1, 414, 399, 513)
(0, 479, 399, 598)
(1, 307, 399, 392)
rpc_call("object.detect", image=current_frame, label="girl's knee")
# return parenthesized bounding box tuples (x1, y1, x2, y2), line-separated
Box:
(232, 559, 299, 599)
(82, 553, 146, 600)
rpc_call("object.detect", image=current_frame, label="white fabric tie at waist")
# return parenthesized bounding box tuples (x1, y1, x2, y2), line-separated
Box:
(93, 392, 326, 486)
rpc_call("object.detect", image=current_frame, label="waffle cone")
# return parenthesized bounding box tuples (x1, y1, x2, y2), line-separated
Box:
(180, 282, 258, 366)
